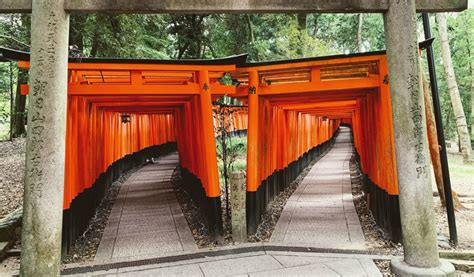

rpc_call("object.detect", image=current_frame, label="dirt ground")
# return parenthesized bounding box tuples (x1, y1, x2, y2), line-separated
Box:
(0, 138, 25, 219)
(433, 153, 474, 250)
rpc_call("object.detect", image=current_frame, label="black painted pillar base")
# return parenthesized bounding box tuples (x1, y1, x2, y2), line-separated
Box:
(366, 177, 402, 243)
(61, 142, 177, 256)
(179, 167, 224, 241)
(207, 196, 224, 241)
(246, 191, 258, 235)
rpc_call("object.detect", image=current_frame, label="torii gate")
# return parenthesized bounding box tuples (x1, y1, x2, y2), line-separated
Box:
(0, 1, 468, 276)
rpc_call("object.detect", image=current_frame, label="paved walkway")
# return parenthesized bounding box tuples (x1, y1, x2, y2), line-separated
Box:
(271, 127, 366, 250)
(67, 248, 383, 276)
(75, 130, 383, 276)
(95, 153, 197, 261)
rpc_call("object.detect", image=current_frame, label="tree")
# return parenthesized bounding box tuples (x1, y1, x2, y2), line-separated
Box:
(213, 98, 246, 219)
(470, 29, 474, 144)
(0, 14, 30, 138)
(11, 70, 27, 138)
(167, 15, 210, 59)
(436, 13, 472, 163)
(356, 14, 364, 52)
(421, 71, 464, 209)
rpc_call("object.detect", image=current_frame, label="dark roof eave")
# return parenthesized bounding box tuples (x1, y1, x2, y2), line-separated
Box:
(0, 47, 248, 66)
(238, 50, 387, 68)
(237, 39, 433, 67)
(0, 39, 433, 68)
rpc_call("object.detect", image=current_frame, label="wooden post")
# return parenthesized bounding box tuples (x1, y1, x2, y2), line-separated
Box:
(20, 0, 70, 275)
(246, 70, 259, 234)
(198, 70, 223, 239)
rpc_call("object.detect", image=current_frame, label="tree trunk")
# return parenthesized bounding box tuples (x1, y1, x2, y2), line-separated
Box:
(421, 63, 465, 210)
(90, 24, 100, 57)
(245, 14, 255, 44)
(297, 13, 307, 31)
(296, 13, 307, 57)
(69, 15, 86, 52)
(12, 71, 27, 138)
(437, 13, 472, 163)
(312, 14, 320, 37)
(469, 38, 474, 147)
(356, 14, 363, 52)
(421, 72, 446, 205)
(465, 21, 473, 147)
(9, 62, 14, 141)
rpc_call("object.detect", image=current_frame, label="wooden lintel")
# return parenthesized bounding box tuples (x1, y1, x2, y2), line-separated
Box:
(20, 83, 235, 96)
(259, 77, 379, 95)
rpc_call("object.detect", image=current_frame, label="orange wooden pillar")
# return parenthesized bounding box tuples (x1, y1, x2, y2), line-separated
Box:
(246, 70, 260, 234)
(198, 70, 223, 238)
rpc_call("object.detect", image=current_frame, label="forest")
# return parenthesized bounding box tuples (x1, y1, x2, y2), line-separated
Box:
(0, 11, 472, 158)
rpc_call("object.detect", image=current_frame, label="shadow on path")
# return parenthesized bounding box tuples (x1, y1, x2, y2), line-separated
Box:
(270, 127, 367, 250)
(95, 153, 197, 262)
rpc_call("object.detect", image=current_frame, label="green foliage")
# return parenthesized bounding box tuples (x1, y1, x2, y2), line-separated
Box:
(309, 13, 385, 53)
(76, 14, 170, 58)
(428, 11, 473, 140)
(0, 62, 15, 140)
(0, 15, 29, 140)
(0, 11, 472, 143)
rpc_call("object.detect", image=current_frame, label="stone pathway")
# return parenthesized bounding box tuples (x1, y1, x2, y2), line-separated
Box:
(76, 129, 383, 276)
(95, 153, 197, 261)
(271, 127, 366, 250)
(67, 249, 383, 276)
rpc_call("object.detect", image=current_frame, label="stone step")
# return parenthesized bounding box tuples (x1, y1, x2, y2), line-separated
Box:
(444, 259, 474, 273)
(6, 248, 21, 257)
(439, 250, 474, 261)
(0, 241, 12, 261)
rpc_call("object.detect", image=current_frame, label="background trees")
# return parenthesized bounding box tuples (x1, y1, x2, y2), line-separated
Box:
(436, 13, 472, 162)
(0, 14, 30, 139)
(0, 11, 472, 155)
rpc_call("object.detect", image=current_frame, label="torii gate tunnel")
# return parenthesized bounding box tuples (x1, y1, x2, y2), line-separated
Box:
(0, 1, 468, 275)
(3, 47, 401, 246)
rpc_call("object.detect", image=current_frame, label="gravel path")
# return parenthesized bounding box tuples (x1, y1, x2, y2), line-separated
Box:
(349, 155, 403, 256)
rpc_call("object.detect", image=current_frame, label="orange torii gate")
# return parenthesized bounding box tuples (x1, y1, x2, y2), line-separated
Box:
(5, 48, 247, 250)
(233, 53, 400, 239)
(3, 47, 401, 250)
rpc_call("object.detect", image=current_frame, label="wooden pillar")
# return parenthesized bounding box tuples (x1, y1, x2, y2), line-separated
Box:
(246, 70, 259, 234)
(20, 0, 70, 276)
(384, 0, 454, 275)
(198, 70, 223, 239)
